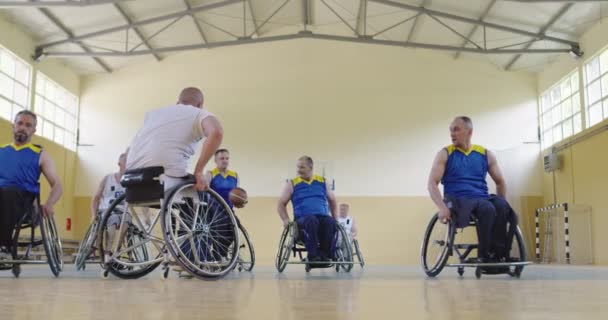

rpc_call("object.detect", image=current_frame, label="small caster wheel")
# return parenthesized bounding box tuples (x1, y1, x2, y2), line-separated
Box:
(475, 268, 482, 279)
(305, 264, 311, 273)
(458, 267, 464, 277)
(335, 265, 340, 272)
(82, 264, 86, 271)
(12, 265, 21, 278)
(101, 270, 110, 279)
(162, 268, 170, 280)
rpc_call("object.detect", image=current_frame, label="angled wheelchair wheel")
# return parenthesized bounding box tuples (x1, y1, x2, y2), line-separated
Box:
(276, 222, 296, 273)
(75, 217, 100, 271)
(335, 224, 353, 272)
(508, 226, 527, 278)
(162, 186, 240, 280)
(353, 239, 364, 268)
(237, 223, 255, 272)
(40, 208, 63, 277)
(98, 195, 162, 279)
(421, 213, 454, 277)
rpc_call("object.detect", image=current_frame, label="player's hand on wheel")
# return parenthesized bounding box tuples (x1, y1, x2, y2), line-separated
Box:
(42, 203, 55, 217)
(438, 208, 451, 224)
(194, 172, 210, 191)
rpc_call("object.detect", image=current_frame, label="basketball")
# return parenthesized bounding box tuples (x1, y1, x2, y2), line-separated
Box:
(229, 187, 248, 208)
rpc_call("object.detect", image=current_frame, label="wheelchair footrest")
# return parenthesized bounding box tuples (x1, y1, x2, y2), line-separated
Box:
(0, 260, 48, 265)
(446, 261, 532, 268)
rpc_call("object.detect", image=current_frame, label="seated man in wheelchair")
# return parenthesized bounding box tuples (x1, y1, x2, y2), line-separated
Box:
(337, 203, 358, 242)
(277, 156, 338, 265)
(427, 116, 518, 268)
(0, 110, 63, 261)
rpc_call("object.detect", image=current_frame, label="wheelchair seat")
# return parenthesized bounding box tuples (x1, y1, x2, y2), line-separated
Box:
(121, 166, 164, 204)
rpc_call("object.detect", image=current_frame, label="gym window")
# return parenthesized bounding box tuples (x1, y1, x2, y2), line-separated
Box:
(539, 71, 582, 148)
(0, 45, 31, 123)
(34, 72, 78, 151)
(583, 48, 608, 127)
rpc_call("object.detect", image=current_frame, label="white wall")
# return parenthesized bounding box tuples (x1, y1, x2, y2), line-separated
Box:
(77, 39, 542, 198)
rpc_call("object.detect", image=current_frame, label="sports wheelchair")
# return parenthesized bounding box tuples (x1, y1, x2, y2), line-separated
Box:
(93, 166, 240, 280)
(275, 220, 354, 273)
(421, 211, 531, 279)
(0, 189, 63, 278)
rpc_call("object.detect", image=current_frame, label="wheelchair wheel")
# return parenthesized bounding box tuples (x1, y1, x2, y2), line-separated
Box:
(421, 213, 454, 277)
(237, 223, 255, 272)
(508, 226, 527, 278)
(98, 195, 162, 279)
(161, 185, 240, 280)
(276, 222, 296, 273)
(40, 209, 63, 277)
(353, 239, 364, 268)
(75, 217, 100, 271)
(335, 224, 353, 272)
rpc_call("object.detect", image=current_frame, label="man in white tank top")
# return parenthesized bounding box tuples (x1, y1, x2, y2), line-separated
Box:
(91, 153, 127, 220)
(337, 203, 358, 242)
(125, 87, 223, 191)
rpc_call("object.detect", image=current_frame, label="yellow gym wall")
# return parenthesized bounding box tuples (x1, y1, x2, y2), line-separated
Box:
(0, 13, 80, 240)
(536, 21, 608, 265)
(75, 38, 543, 265)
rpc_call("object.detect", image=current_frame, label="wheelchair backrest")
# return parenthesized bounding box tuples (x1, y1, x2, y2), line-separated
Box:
(121, 166, 164, 204)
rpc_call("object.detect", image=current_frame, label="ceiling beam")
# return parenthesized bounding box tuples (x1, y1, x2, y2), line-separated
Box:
(113, 3, 162, 61)
(182, 0, 208, 44)
(36, 6, 112, 72)
(406, 0, 427, 43)
(38, 0, 240, 49)
(41, 31, 574, 58)
(0, 0, 130, 7)
(504, 3, 573, 70)
(369, 0, 578, 47)
(356, 0, 367, 36)
(454, 0, 496, 59)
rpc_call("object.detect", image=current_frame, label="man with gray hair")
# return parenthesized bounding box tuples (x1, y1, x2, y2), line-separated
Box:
(427, 116, 517, 263)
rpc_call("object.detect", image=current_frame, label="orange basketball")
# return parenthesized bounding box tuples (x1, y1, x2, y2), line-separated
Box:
(229, 187, 248, 208)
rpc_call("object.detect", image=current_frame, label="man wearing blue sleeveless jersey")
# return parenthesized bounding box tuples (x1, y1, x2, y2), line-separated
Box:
(0, 111, 63, 259)
(278, 156, 338, 262)
(428, 116, 517, 262)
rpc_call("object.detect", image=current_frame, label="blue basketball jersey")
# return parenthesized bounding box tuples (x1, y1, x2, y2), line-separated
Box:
(291, 175, 329, 219)
(441, 144, 489, 199)
(0, 143, 42, 194)
(210, 168, 238, 208)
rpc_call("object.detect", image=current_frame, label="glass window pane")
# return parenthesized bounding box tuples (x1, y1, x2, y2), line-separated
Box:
(562, 118, 573, 138)
(542, 93, 552, 113)
(543, 110, 552, 129)
(553, 125, 563, 143)
(11, 104, 23, 120)
(572, 93, 581, 114)
(36, 74, 46, 95)
(561, 79, 572, 98)
(43, 100, 55, 121)
(0, 97, 11, 120)
(14, 61, 29, 86)
(66, 114, 76, 133)
(54, 127, 64, 145)
(602, 74, 608, 100)
(55, 107, 65, 128)
(45, 81, 56, 102)
(586, 58, 601, 83)
(552, 105, 562, 126)
(68, 96, 78, 115)
(34, 94, 45, 115)
(600, 50, 608, 75)
(13, 83, 28, 107)
(562, 98, 573, 118)
(552, 86, 562, 104)
(604, 100, 608, 122)
(571, 72, 580, 92)
(0, 51, 16, 78)
(588, 80, 602, 105)
(0, 72, 14, 100)
(573, 113, 582, 134)
(588, 102, 603, 126)
(56, 91, 66, 110)
(65, 132, 75, 151)
(43, 121, 54, 140)
(543, 129, 553, 146)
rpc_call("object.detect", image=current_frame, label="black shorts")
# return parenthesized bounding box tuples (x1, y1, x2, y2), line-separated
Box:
(0, 187, 36, 248)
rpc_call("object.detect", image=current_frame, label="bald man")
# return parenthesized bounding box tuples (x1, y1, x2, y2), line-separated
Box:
(428, 116, 518, 264)
(126, 87, 223, 191)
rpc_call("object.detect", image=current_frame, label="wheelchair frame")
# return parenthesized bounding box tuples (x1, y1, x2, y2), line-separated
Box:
(1, 194, 63, 278)
(421, 212, 531, 279)
(275, 221, 355, 273)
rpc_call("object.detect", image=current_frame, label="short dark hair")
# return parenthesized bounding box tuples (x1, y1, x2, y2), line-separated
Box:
(455, 116, 473, 129)
(298, 156, 314, 168)
(215, 149, 229, 156)
(15, 110, 38, 127)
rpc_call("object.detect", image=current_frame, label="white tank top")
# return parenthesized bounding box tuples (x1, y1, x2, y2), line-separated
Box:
(99, 174, 125, 211)
(337, 216, 353, 237)
(126, 104, 213, 178)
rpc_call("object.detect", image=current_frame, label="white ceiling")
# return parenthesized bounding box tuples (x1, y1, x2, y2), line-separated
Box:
(1, 0, 606, 74)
